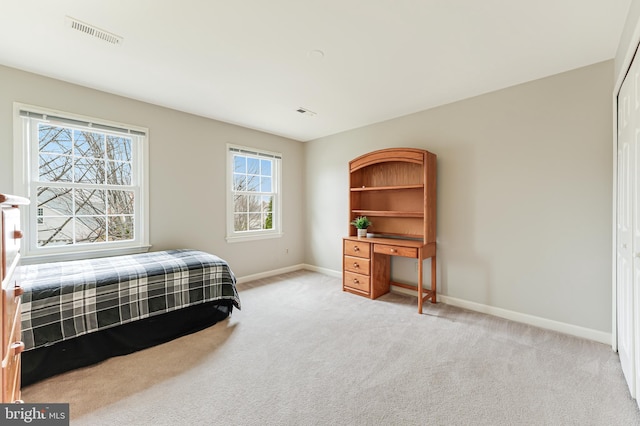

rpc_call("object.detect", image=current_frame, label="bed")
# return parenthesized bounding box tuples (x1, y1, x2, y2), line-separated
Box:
(18, 249, 241, 386)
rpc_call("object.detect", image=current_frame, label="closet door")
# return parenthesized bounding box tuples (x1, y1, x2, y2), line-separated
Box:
(617, 52, 640, 400)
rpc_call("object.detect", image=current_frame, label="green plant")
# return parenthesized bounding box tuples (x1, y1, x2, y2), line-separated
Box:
(350, 216, 372, 229)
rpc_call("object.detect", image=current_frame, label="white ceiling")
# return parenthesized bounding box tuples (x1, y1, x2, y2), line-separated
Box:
(0, 1, 632, 141)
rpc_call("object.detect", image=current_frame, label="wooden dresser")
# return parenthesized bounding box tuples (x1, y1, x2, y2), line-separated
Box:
(0, 193, 29, 403)
(343, 148, 437, 313)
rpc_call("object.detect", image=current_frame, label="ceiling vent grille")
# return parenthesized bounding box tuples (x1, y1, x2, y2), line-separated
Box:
(296, 107, 317, 117)
(66, 16, 123, 45)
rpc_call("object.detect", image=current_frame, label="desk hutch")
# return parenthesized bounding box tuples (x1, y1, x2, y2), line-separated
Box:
(342, 148, 437, 313)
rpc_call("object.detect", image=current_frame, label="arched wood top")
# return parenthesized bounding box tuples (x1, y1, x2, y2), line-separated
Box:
(349, 148, 428, 172)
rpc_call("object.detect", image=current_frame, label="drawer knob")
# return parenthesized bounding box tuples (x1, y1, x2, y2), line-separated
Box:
(390, 248, 397, 253)
(353, 262, 359, 268)
(13, 230, 23, 239)
(14, 286, 24, 297)
(353, 246, 360, 252)
(353, 278, 359, 284)
(11, 341, 25, 355)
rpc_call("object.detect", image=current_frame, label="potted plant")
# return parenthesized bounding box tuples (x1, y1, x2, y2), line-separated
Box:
(350, 216, 372, 237)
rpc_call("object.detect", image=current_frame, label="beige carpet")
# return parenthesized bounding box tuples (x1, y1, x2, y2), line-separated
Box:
(22, 270, 640, 425)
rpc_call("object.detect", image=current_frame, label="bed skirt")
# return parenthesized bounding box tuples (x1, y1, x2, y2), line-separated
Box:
(22, 299, 233, 386)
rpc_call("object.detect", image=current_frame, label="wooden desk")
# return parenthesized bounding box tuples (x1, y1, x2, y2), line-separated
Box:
(342, 236, 436, 313)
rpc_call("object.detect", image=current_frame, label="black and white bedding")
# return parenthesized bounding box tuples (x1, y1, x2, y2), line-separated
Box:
(20, 249, 241, 352)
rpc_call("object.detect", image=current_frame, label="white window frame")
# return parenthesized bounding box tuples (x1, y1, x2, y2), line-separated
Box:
(13, 103, 150, 263)
(226, 143, 282, 242)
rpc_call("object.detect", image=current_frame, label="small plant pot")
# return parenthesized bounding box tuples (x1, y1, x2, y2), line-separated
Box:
(357, 229, 367, 237)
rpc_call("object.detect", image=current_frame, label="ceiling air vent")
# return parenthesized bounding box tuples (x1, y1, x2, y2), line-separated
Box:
(66, 16, 123, 45)
(296, 107, 317, 117)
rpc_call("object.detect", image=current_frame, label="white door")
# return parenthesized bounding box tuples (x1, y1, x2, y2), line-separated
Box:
(617, 52, 637, 398)
(618, 83, 634, 397)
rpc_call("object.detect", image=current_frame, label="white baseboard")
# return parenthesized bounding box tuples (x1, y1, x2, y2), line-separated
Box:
(235, 264, 306, 284)
(301, 264, 342, 278)
(237, 265, 612, 345)
(389, 283, 611, 345)
(436, 294, 612, 346)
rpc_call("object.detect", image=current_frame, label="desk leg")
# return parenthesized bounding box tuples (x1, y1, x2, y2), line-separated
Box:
(418, 253, 424, 314)
(431, 255, 437, 304)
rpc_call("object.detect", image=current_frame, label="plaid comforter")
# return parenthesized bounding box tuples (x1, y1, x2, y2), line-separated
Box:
(19, 249, 240, 351)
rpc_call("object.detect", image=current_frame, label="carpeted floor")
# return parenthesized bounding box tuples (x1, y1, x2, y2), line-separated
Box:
(22, 270, 640, 425)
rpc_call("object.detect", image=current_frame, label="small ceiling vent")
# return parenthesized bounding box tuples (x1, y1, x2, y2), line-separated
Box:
(66, 16, 123, 45)
(296, 107, 317, 117)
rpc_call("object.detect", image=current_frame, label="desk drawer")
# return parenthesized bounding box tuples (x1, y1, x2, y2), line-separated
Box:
(374, 244, 417, 258)
(343, 271, 370, 293)
(344, 255, 370, 275)
(344, 240, 370, 258)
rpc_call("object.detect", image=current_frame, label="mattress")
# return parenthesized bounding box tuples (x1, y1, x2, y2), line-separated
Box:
(19, 249, 241, 351)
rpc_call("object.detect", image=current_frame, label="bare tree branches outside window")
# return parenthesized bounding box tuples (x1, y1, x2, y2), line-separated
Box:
(232, 154, 274, 232)
(36, 124, 135, 246)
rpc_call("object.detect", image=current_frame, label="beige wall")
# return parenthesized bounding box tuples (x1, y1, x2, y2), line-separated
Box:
(0, 65, 305, 277)
(0, 58, 616, 334)
(305, 61, 614, 333)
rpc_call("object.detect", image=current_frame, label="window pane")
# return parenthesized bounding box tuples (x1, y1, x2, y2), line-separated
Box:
(39, 125, 72, 155)
(108, 215, 134, 241)
(37, 187, 73, 216)
(39, 154, 73, 182)
(233, 174, 246, 191)
(262, 195, 273, 229)
(248, 213, 262, 230)
(37, 216, 74, 247)
(261, 159, 271, 176)
(107, 161, 132, 185)
(76, 216, 106, 243)
(74, 158, 105, 183)
(248, 195, 261, 212)
(247, 157, 259, 174)
(74, 130, 105, 158)
(234, 155, 246, 173)
(246, 174, 259, 192)
(108, 190, 134, 215)
(234, 213, 247, 231)
(106, 135, 132, 162)
(75, 189, 106, 215)
(234, 194, 247, 213)
(261, 177, 272, 192)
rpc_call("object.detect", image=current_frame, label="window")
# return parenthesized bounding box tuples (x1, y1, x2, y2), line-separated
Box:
(14, 104, 149, 262)
(226, 144, 282, 242)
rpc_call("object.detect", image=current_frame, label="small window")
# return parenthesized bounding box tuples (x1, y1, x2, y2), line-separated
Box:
(226, 144, 282, 242)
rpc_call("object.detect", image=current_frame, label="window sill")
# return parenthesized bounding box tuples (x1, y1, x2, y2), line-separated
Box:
(226, 232, 283, 243)
(21, 245, 152, 265)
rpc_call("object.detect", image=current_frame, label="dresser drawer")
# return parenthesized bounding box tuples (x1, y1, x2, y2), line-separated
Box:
(2, 207, 22, 280)
(344, 255, 370, 275)
(2, 314, 23, 403)
(343, 271, 370, 293)
(2, 283, 22, 360)
(344, 240, 370, 258)
(374, 244, 417, 258)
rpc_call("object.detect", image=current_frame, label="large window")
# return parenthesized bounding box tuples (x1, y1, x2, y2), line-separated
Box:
(227, 144, 282, 241)
(15, 104, 149, 262)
